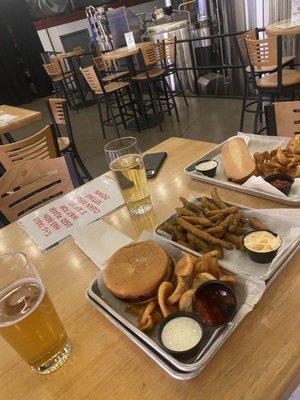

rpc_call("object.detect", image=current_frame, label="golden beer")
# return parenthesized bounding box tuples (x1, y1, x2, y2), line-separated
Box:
(0, 277, 71, 374)
(110, 154, 152, 215)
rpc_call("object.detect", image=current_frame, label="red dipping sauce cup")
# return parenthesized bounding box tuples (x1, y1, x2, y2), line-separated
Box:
(193, 280, 237, 327)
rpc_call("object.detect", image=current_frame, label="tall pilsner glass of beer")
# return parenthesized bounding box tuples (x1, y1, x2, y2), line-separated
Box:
(0, 252, 71, 374)
(105, 137, 152, 215)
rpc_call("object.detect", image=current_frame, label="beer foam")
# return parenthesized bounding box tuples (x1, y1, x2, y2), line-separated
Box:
(0, 278, 45, 327)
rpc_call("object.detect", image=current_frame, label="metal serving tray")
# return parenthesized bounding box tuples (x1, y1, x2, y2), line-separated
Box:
(86, 236, 265, 374)
(184, 134, 300, 206)
(86, 241, 298, 379)
(86, 293, 200, 381)
(155, 198, 300, 281)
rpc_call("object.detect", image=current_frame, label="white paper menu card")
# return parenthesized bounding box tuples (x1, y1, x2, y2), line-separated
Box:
(18, 176, 124, 251)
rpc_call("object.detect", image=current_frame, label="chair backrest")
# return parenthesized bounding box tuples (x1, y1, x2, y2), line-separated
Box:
(48, 98, 75, 146)
(235, 29, 257, 66)
(163, 37, 175, 64)
(48, 98, 66, 126)
(0, 125, 59, 171)
(0, 157, 75, 223)
(93, 55, 112, 72)
(140, 42, 165, 66)
(265, 101, 300, 137)
(246, 35, 282, 89)
(80, 66, 103, 93)
(43, 58, 62, 77)
(245, 36, 278, 68)
(0, 150, 13, 174)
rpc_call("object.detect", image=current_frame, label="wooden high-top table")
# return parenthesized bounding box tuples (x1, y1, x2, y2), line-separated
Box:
(102, 41, 153, 62)
(0, 137, 299, 400)
(0, 105, 41, 140)
(266, 18, 300, 36)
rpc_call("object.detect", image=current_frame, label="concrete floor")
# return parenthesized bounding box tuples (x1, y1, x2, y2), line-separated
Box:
(10, 96, 254, 178)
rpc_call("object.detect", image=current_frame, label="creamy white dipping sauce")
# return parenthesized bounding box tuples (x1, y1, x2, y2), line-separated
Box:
(244, 231, 282, 253)
(195, 160, 217, 171)
(161, 317, 202, 352)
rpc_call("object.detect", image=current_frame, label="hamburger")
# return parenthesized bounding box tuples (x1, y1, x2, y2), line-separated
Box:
(103, 241, 173, 302)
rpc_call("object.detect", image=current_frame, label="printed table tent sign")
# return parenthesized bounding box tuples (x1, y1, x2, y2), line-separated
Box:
(18, 176, 124, 251)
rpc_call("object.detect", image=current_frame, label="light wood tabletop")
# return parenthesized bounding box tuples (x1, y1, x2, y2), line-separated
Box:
(0, 137, 299, 400)
(266, 18, 300, 36)
(0, 105, 42, 136)
(103, 41, 153, 61)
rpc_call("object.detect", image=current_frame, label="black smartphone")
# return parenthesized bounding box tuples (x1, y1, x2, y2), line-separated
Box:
(143, 152, 167, 179)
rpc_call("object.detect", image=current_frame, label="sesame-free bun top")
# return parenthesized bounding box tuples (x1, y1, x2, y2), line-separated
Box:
(103, 241, 171, 301)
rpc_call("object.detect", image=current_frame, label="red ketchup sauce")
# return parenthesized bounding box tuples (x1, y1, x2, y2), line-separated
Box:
(269, 179, 291, 190)
(194, 283, 236, 327)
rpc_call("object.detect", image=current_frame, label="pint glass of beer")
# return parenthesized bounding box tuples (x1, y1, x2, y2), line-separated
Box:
(105, 137, 152, 215)
(0, 252, 71, 374)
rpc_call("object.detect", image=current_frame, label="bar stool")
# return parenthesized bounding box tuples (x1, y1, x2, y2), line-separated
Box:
(80, 66, 140, 139)
(43, 59, 78, 110)
(132, 42, 179, 123)
(47, 98, 92, 180)
(245, 35, 300, 134)
(163, 37, 188, 107)
(235, 29, 295, 132)
(265, 100, 300, 136)
(93, 55, 130, 83)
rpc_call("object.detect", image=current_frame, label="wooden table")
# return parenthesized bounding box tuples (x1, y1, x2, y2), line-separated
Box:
(266, 18, 300, 36)
(0, 105, 41, 137)
(103, 41, 153, 62)
(0, 137, 299, 400)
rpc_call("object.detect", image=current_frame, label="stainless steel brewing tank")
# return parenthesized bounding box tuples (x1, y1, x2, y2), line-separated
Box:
(143, 17, 194, 93)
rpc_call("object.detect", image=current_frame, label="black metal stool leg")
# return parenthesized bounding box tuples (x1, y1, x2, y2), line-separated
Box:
(71, 146, 92, 180)
(175, 70, 188, 107)
(165, 78, 179, 123)
(254, 93, 262, 134)
(162, 79, 171, 116)
(96, 96, 107, 140)
(240, 76, 247, 131)
(115, 91, 127, 129)
(125, 86, 141, 132)
(149, 81, 163, 132)
(105, 96, 120, 138)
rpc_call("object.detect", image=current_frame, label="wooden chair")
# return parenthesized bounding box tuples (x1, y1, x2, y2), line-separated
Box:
(80, 65, 140, 139)
(43, 58, 78, 110)
(163, 37, 188, 107)
(133, 42, 179, 124)
(0, 125, 59, 171)
(246, 35, 300, 133)
(93, 55, 129, 82)
(0, 156, 77, 223)
(235, 29, 295, 131)
(265, 101, 300, 136)
(48, 98, 92, 180)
